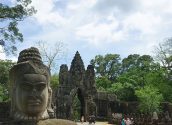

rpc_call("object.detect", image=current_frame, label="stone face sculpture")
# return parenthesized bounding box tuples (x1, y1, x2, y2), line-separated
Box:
(10, 47, 52, 121)
(9, 47, 76, 125)
(59, 64, 68, 85)
(70, 51, 85, 86)
(84, 65, 97, 95)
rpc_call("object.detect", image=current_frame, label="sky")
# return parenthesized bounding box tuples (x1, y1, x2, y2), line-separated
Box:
(1, 0, 172, 71)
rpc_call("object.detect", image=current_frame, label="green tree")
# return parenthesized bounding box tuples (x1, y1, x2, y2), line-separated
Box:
(146, 70, 172, 102)
(96, 76, 111, 91)
(0, 85, 4, 102)
(90, 53, 171, 102)
(107, 76, 139, 101)
(121, 54, 156, 87)
(107, 54, 156, 101)
(121, 54, 172, 102)
(0, 59, 16, 102)
(50, 73, 59, 89)
(90, 54, 121, 82)
(135, 85, 163, 114)
(0, 0, 36, 55)
(122, 54, 140, 72)
(108, 54, 164, 101)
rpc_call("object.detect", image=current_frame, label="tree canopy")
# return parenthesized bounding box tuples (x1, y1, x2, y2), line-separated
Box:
(91, 52, 172, 103)
(90, 54, 121, 82)
(0, 0, 36, 55)
(135, 85, 163, 114)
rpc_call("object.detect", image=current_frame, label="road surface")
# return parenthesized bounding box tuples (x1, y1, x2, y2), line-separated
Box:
(77, 122, 113, 125)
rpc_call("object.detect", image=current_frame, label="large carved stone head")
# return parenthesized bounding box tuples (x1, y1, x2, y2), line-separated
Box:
(9, 47, 53, 121)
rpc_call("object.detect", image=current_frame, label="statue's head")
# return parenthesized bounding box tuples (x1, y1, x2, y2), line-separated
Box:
(9, 47, 53, 121)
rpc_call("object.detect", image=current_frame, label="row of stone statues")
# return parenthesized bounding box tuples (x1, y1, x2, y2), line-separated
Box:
(8, 47, 77, 125)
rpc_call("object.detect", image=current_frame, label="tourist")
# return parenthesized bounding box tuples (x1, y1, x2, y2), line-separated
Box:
(164, 111, 171, 123)
(121, 118, 126, 125)
(112, 113, 115, 118)
(125, 118, 132, 125)
(130, 118, 134, 125)
(152, 111, 158, 124)
(81, 115, 84, 124)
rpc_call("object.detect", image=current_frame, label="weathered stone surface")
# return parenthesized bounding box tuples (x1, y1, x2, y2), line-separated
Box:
(69, 51, 85, 86)
(9, 47, 52, 121)
(84, 65, 97, 96)
(8, 47, 76, 125)
(56, 51, 98, 120)
(59, 65, 68, 85)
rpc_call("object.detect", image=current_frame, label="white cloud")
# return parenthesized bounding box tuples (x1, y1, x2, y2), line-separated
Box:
(93, 0, 139, 15)
(76, 16, 124, 46)
(18, 0, 172, 62)
(11, 0, 172, 38)
(31, 0, 67, 27)
(0, 46, 5, 60)
(124, 12, 161, 34)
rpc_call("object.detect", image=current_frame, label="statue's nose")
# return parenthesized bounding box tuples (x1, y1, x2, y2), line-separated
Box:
(31, 87, 37, 95)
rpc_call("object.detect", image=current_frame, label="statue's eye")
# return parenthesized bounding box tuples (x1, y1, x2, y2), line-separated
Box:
(36, 84, 46, 91)
(21, 83, 32, 90)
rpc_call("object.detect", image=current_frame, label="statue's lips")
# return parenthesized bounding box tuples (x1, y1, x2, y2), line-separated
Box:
(27, 100, 41, 106)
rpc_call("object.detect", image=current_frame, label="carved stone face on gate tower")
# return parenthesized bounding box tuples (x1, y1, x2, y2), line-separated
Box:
(9, 47, 53, 121)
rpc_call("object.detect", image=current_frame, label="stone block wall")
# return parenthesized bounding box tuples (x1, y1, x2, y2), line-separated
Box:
(0, 102, 10, 122)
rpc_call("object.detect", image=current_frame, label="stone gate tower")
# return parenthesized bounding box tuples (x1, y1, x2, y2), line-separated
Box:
(56, 51, 97, 120)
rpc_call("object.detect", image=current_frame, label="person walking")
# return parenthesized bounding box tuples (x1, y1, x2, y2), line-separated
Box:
(121, 118, 126, 125)
(81, 116, 84, 124)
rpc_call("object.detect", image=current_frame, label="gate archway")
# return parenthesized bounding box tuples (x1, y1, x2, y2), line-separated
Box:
(70, 88, 85, 121)
(56, 52, 97, 120)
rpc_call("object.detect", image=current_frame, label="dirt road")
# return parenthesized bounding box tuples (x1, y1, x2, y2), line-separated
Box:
(77, 122, 113, 125)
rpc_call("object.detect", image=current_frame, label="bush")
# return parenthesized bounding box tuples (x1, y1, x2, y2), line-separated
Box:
(135, 85, 163, 114)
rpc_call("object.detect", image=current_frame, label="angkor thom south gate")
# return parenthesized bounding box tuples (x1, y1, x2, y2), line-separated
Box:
(54, 52, 172, 121)
(55, 51, 117, 121)
(0, 51, 172, 122)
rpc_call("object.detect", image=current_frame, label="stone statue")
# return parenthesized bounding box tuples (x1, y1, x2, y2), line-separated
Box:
(9, 47, 77, 125)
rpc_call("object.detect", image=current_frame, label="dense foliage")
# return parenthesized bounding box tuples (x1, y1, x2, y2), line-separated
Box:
(50, 73, 59, 89)
(135, 85, 163, 114)
(91, 39, 172, 113)
(0, 60, 15, 102)
(0, 0, 36, 55)
(90, 54, 121, 82)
